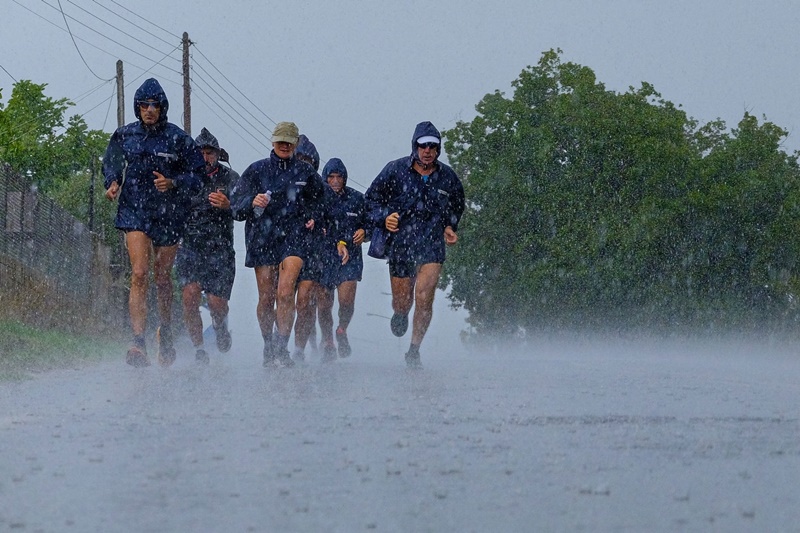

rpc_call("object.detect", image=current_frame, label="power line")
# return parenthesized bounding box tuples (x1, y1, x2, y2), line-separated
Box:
(193, 45, 278, 127)
(191, 57, 272, 134)
(88, 0, 176, 49)
(191, 67, 267, 144)
(0, 64, 18, 83)
(38, 0, 181, 69)
(66, 0, 177, 59)
(10, 0, 161, 77)
(108, 0, 180, 42)
(101, 80, 116, 131)
(192, 84, 270, 153)
(56, 0, 113, 81)
(124, 43, 183, 89)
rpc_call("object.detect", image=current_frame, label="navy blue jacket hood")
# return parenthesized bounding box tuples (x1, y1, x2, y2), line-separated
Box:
(195, 127, 219, 150)
(322, 157, 348, 186)
(133, 78, 169, 124)
(411, 121, 441, 159)
(296, 134, 320, 171)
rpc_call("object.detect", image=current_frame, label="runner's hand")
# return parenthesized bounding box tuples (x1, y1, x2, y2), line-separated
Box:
(353, 228, 366, 245)
(105, 181, 120, 201)
(444, 226, 458, 245)
(209, 191, 230, 209)
(385, 212, 400, 232)
(338, 241, 350, 265)
(153, 171, 174, 192)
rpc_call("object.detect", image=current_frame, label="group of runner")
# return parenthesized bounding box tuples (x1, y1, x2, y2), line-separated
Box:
(103, 78, 465, 369)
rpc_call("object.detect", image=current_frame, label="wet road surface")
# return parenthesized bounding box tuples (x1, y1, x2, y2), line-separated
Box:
(1, 335, 799, 532)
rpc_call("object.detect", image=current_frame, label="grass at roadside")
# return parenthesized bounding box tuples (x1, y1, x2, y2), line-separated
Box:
(0, 320, 125, 381)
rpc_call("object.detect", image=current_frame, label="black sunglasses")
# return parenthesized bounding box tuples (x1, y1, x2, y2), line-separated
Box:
(417, 142, 439, 150)
(138, 101, 161, 110)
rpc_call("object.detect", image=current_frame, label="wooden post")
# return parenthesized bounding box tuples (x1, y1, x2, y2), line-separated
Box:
(116, 60, 124, 128)
(182, 32, 192, 135)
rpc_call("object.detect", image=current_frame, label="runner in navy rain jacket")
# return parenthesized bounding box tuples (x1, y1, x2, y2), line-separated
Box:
(323, 157, 367, 286)
(230, 149, 326, 268)
(102, 77, 204, 246)
(365, 121, 465, 266)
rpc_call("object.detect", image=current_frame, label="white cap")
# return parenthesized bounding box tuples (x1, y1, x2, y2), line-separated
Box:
(417, 135, 440, 145)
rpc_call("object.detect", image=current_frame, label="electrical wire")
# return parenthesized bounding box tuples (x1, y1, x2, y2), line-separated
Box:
(66, 0, 178, 59)
(108, 0, 180, 42)
(39, 0, 181, 68)
(193, 45, 278, 127)
(191, 68, 266, 144)
(56, 0, 113, 81)
(88, 0, 177, 49)
(0, 64, 19, 83)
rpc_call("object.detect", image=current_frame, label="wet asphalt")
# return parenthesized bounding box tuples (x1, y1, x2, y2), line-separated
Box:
(1, 333, 799, 532)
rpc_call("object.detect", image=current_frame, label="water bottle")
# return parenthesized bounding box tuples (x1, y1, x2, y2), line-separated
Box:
(253, 190, 271, 218)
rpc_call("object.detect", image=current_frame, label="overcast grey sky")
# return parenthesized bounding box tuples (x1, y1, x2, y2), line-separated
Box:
(5, 0, 800, 191)
(4, 0, 800, 347)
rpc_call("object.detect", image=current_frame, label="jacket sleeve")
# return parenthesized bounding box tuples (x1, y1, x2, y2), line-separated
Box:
(102, 129, 125, 190)
(172, 136, 204, 195)
(229, 163, 258, 221)
(447, 173, 466, 232)
(302, 171, 327, 224)
(364, 162, 395, 229)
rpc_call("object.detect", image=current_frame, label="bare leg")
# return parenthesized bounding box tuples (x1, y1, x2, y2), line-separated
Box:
(410, 263, 442, 346)
(182, 282, 204, 347)
(294, 279, 315, 351)
(254, 265, 278, 340)
(207, 294, 229, 329)
(317, 286, 335, 345)
(153, 244, 179, 327)
(275, 256, 304, 337)
(336, 280, 357, 331)
(125, 231, 152, 337)
(390, 275, 415, 316)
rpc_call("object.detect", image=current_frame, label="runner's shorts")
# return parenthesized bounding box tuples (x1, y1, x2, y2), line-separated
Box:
(176, 245, 236, 300)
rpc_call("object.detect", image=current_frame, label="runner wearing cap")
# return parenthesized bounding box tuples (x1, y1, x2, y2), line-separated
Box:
(364, 121, 465, 368)
(230, 122, 326, 368)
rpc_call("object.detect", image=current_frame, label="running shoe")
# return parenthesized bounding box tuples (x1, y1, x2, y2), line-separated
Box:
(336, 328, 351, 358)
(214, 322, 232, 353)
(125, 345, 150, 367)
(195, 348, 209, 364)
(404, 348, 422, 369)
(156, 326, 177, 368)
(390, 312, 408, 337)
(321, 341, 337, 363)
(274, 347, 296, 368)
(263, 342, 276, 368)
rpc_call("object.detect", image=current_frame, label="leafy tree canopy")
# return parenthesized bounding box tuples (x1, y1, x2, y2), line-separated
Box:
(0, 80, 109, 193)
(442, 50, 800, 337)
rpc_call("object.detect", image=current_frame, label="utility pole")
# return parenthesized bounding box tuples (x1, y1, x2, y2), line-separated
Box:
(116, 60, 124, 128)
(88, 155, 95, 232)
(182, 32, 192, 135)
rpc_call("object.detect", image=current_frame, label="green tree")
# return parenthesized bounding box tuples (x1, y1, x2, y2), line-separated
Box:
(441, 50, 800, 336)
(1, 80, 113, 245)
(0, 80, 109, 193)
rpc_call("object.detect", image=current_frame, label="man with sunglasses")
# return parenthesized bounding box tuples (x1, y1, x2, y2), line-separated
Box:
(365, 121, 465, 368)
(103, 78, 204, 368)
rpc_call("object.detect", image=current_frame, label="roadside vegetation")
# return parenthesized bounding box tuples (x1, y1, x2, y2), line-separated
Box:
(0, 320, 124, 381)
(443, 49, 800, 338)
